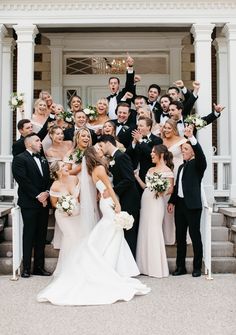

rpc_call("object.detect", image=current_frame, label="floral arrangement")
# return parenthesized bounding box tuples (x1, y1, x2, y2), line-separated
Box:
(83, 105, 98, 121)
(58, 108, 74, 123)
(184, 114, 207, 130)
(68, 148, 84, 164)
(56, 194, 77, 216)
(114, 211, 134, 230)
(9, 92, 24, 111)
(145, 172, 170, 198)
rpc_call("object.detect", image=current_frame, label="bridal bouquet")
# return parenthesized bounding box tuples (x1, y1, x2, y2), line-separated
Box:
(114, 211, 134, 230)
(56, 194, 77, 216)
(83, 105, 98, 121)
(68, 148, 84, 164)
(58, 108, 74, 123)
(9, 92, 24, 111)
(145, 172, 170, 198)
(184, 114, 207, 130)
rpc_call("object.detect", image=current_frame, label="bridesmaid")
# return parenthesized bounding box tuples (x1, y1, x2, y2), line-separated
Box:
(31, 99, 48, 133)
(87, 98, 110, 136)
(69, 95, 83, 114)
(135, 144, 174, 278)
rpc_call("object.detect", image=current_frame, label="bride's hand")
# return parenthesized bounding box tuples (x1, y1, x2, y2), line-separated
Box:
(114, 203, 121, 213)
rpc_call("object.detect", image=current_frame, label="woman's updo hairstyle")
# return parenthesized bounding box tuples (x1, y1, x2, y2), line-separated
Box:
(48, 125, 63, 140)
(50, 160, 62, 180)
(152, 144, 174, 171)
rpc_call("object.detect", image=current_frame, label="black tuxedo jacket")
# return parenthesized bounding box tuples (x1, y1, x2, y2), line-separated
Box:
(107, 70, 135, 107)
(63, 126, 97, 145)
(110, 150, 140, 213)
(12, 116, 53, 157)
(12, 151, 51, 209)
(169, 141, 207, 209)
(112, 119, 136, 149)
(127, 133, 163, 182)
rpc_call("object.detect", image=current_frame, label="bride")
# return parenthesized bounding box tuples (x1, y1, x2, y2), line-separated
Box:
(37, 147, 150, 306)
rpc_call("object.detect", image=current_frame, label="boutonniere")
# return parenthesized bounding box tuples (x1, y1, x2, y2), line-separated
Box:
(109, 159, 115, 167)
(122, 125, 129, 132)
(41, 156, 47, 164)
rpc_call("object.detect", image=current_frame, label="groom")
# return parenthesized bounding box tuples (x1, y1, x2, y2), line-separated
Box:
(97, 135, 140, 258)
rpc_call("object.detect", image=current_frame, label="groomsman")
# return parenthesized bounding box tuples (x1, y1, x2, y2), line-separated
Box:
(167, 126, 207, 277)
(112, 102, 136, 148)
(63, 109, 97, 144)
(127, 116, 163, 185)
(97, 134, 140, 257)
(107, 55, 135, 119)
(146, 84, 163, 122)
(12, 133, 51, 278)
(12, 114, 55, 157)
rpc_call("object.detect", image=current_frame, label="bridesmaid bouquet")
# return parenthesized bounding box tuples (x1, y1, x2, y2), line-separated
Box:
(146, 172, 170, 198)
(114, 211, 134, 230)
(56, 195, 77, 216)
(9, 92, 24, 111)
(68, 149, 84, 164)
(58, 108, 74, 123)
(184, 114, 207, 130)
(83, 105, 98, 121)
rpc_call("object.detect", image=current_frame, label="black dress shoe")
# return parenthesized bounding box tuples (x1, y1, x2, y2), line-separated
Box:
(21, 270, 30, 278)
(192, 269, 202, 277)
(172, 268, 187, 276)
(33, 267, 52, 276)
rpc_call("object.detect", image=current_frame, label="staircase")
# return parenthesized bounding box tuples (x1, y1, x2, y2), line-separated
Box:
(0, 209, 236, 275)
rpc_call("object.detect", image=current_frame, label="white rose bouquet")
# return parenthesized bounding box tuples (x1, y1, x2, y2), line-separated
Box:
(56, 194, 77, 216)
(9, 92, 24, 111)
(68, 148, 84, 164)
(145, 172, 170, 198)
(58, 108, 74, 123)
(114, 211, 134, 230)
(83, 105, 98, 121)
(184, 114, 207, 130)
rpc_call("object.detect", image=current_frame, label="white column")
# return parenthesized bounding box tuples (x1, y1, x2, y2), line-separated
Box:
(169, 47, 182, 84)
(213, 37, 229, 155)
(0, 37, 15, 155)
(191, 23, 215, 205)
(222, 24, 236, 203)
(13, 24, 38, 119)
(0, 25, 7, 155)
(49, 36, 64, 104)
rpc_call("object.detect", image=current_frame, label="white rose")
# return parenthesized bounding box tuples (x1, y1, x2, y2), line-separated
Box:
(18, 95, 23, 101)
(62, 201, 70, 209)
(84, 108, 90, 115)
(11, 97, 18, 106)
(65, 117, 72, 122)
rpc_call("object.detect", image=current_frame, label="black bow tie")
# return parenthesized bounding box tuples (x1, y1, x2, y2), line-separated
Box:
(117, 122, 125, 126)
(177, 120, 183, 124)
(32, 153, 41, 158)
(148, 101, 154, 106)
(110, 93, 117, 98)
(162, 112, 170, 118)
(142, 136, 149, 140)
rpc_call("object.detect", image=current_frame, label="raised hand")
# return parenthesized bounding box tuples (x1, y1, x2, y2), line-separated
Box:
(192, 81, 200, 94)
(213, 103, 225, 113)
(131, 129, 142, 143)
(174, 80, 184, 88)
(126, 53, 134, 67)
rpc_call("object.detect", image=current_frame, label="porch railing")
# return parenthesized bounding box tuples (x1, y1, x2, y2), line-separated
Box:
(0, 154, 232, 200)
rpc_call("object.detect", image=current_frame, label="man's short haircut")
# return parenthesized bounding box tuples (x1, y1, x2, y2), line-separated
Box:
(168, 86, 180, 94)
(138, 116, 153, 129)
(160, 94, 173, 103)
(97, 134, 116, 146)
(169, 100, 184, 110)
(24, 132, 38, 144)
(108, 76, 120, 85)
(148, 84, 161, 95)
(115, 102, 131, 115)
(17, 119, 31, 130)
(134, 95, 148, 103)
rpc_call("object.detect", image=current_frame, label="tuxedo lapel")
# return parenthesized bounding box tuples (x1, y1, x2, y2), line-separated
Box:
(24, 151, 44, 178)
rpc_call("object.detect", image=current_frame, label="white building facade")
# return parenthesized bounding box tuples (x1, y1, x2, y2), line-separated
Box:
(0, 0, 236, 205)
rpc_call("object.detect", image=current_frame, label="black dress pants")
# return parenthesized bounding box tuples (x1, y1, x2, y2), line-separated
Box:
(174, 197, 203, 270)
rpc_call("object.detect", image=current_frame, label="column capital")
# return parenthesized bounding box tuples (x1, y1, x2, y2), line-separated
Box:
(191, 23, 215, 42)
(2, 37, 16, 53)
(0, 24, 7, 40)
(222, 23, 236, 40)
(213, 37, 227, 53)
(13, 24, 38, 43)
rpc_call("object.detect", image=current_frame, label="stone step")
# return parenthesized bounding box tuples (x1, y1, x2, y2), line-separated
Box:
(211, 226, 229, 241)
(1, 226, 55, 243)
(211, 212, 225, 226)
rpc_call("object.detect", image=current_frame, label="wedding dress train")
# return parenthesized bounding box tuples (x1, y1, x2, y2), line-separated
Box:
(37, 180, 150, 305)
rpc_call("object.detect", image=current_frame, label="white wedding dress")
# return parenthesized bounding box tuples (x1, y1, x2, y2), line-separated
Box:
(37, 180, 150, 306)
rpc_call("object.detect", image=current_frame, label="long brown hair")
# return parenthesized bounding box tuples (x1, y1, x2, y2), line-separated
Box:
(152, 144, 174, 171)
(84, 146, 108, 176)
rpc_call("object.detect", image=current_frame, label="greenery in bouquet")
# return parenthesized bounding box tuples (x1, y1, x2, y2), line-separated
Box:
(83, 105, 98, 121)
(145, 172, 170, 198)
(9, 92, 24, 111)
(114, 211, 134, 230)
(56, 194, 76, 216)
(184, 114, 207, 130)
(68, 148, 84, 164)
(58, 108, 74, 123)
